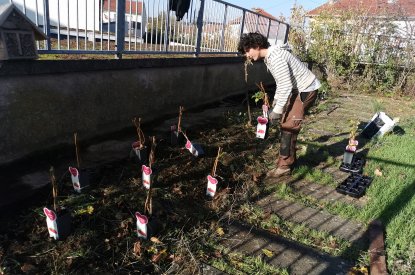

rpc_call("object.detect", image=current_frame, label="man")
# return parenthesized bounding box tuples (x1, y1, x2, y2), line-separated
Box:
(238, 32, 321, 177)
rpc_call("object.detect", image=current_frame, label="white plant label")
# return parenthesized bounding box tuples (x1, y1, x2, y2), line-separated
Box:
(256, 116, 268, 139)
(206, 175, 218, 197)
(135, 212, 148, 239)
(185, 139, 198, 157)
(44, 207, 59, 240)
(69, 166, 81, 193)
(142, 165, 152, 190)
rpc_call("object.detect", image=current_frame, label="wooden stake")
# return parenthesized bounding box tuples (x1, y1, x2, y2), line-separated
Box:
(144, 188, 152, 216)
(149, 136, 156, 168)
(177, 106, 184, 133)
(74, 132, 81, 169)
(49, 166, 57, 212)
(211, 147, 222, 177)
(144, 136, 156, 217)
(245, 59, 253, 126)
(132, 117, 145, 147)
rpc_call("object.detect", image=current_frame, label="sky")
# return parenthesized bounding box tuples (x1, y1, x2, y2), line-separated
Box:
(226, 0, 328, 20)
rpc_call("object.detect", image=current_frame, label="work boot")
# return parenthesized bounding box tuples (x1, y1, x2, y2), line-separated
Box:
(266, 167, 291, 178)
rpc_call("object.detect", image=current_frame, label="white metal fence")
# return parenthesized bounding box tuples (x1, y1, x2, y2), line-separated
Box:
(1, 0, 289, 57)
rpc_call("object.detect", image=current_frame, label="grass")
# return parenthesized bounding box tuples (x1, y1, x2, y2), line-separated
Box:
(283, 116, 415, 274)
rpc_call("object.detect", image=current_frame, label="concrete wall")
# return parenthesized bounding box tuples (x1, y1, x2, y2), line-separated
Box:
(0, 57, 274, 165)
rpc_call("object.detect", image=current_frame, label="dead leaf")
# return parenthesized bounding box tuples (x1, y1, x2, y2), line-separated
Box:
(213, 250, 222, 258)
(150, 237, 163, 244)
(216, 227, 225, 236)
(268, 227, 281, 235)
(348, 266, 369, 275)
(374, 168, 383, 177)
(21, 263, 37, 273)
(262, 248, 274, 258)
(133, 241, 142, 256)
(151, 249, 167, 263)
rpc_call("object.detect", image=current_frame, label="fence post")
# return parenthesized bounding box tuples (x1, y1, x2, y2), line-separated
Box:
(116, 0, 126, 59)
(284, 23, 290, 44)
(195, 0, 205, 56)
(44, 0, 51, 51)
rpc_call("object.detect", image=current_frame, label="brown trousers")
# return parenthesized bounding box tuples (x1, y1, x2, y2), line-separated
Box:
(277, 90, 318, 169)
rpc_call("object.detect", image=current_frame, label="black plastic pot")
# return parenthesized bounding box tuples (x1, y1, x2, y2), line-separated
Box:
(170, 127, 184, 146)
(361, 115, 385, 139)
(130, 142, 149, 165)
(340, 156, 365, 174)
(336, 174, 372, 198)
(56, 208, 72, 240)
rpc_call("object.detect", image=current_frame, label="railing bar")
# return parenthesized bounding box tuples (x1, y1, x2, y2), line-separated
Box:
(67, 0, 70, 50)
(93, 0, 96, 50)
(57, 0, 61, 50)
(23, 0, 26, 15)
(134, 0, 138, 51)
(76, 0, 79, 50)
(100, 0, 103, 51)
(158, 0, 163, 52)
(84, 1, 88, 50)
(128, 0, 132, 51)
(35, 0, 39, 49)
(107, 0, 110, 51)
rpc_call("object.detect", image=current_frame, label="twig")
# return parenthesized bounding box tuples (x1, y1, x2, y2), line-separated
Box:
(149, 136, 156, 168)
(326, 104, 339, 116)
(211, 147, 222, 177)
(132, 117, 145, 148)
(144, 188, 152, 216)
(74, 132, 81, 169)
(177, 106, 184, 133)
(49, 166, 57, 212)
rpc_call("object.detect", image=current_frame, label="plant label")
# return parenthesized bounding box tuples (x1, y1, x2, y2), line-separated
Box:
(206, 175, 218, 197)
(256, 116, 268, 139)
(185, 139, 201, 157)
(262, 104, 269, 118)
(135, 212, 148, 239)
(142, 165, 152, 190)
(43, 207, 59, 240)
(69, 167, 81, 193)
(346, 138, 358, 152)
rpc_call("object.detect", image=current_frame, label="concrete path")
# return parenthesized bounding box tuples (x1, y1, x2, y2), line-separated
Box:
(222, 220, 353, 275)
(256, 195, 367, 244)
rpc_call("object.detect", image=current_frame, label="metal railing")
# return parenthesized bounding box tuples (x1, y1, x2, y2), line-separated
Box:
(3, 0, 289, 57)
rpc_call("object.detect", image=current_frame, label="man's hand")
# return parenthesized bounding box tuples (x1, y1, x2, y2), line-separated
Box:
(269, 111, 282, 125)
(272, 98, 277, 108)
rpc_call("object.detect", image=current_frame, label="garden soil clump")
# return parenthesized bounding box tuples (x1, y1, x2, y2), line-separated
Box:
(0, 104, 279, 274)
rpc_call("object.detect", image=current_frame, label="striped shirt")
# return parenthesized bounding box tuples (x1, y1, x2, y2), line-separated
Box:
(265, 45, 317, 114)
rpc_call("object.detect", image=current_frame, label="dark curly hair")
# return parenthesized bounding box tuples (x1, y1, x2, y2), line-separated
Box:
(237, 32, 270, 55)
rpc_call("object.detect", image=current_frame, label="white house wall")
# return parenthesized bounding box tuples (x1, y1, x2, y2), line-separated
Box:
(1, 0, 100, 31)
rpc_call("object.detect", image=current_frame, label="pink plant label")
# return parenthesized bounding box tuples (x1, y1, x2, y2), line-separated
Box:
(141, 165, 152, 189)
(262, 104, 269, 118)
(135, 212, 148, 239)
(206, 175, 218, 197)
(43, 207, 59, 240)
(256, 116, 268, 139)
(185, 139, 198, 157)
(346, 139, 358, 152)
(69, 166, 81, 193)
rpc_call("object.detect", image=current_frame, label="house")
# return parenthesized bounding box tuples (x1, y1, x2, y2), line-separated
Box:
(228, 8, 288, 46)
(307, 0, 415, 39)
(0, 3, 47, 60)
(102, 0, 147, 37)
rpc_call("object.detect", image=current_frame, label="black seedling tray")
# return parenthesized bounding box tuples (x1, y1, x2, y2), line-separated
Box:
(340, 157, 365, 174)
(336, 174, 373, 198)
